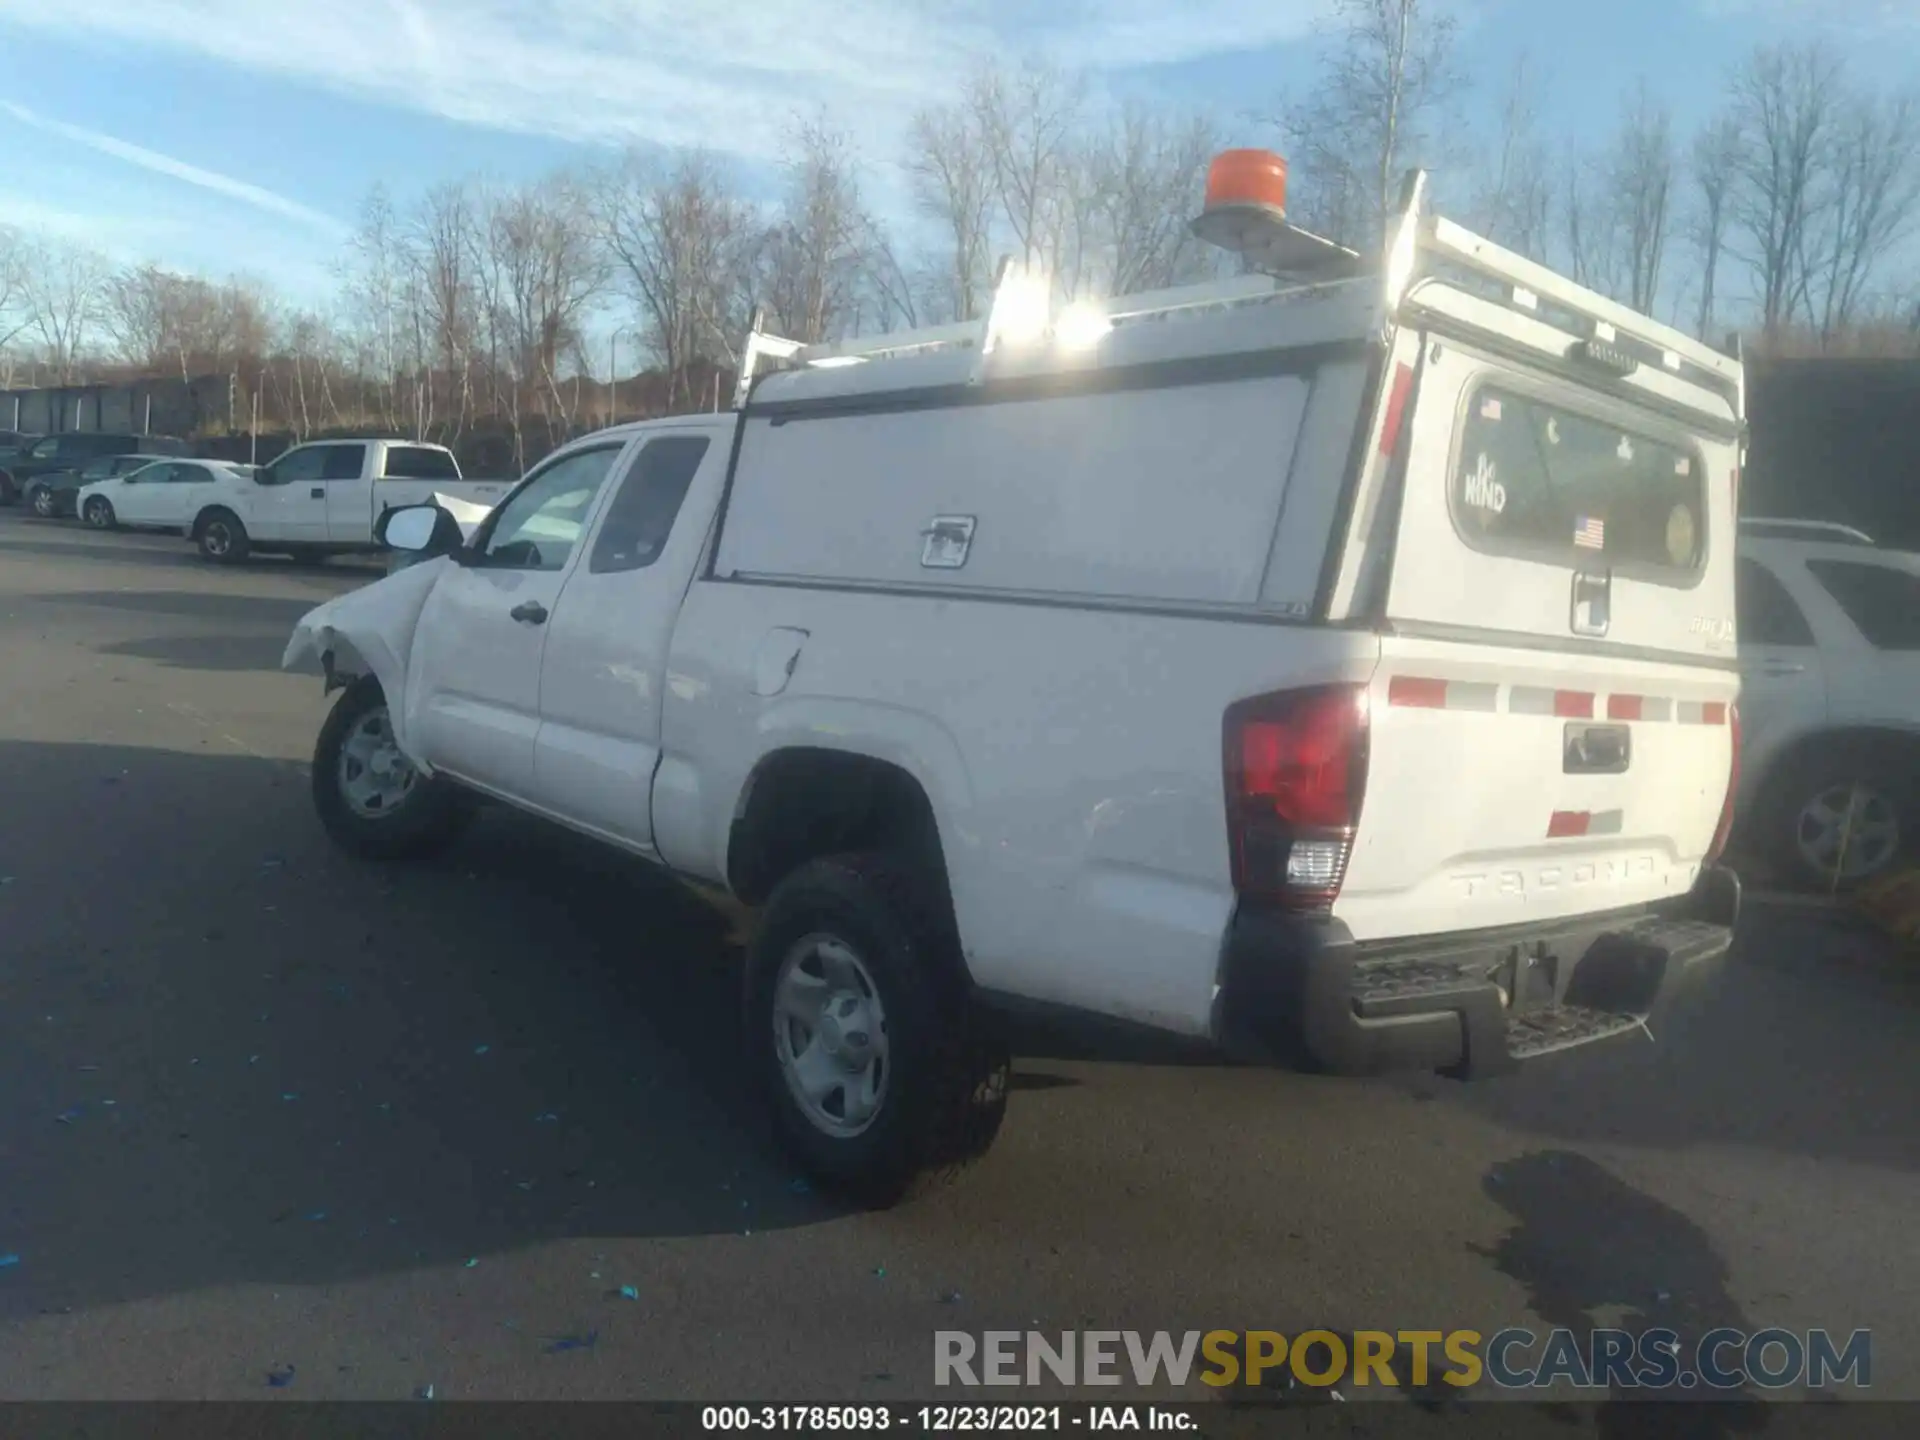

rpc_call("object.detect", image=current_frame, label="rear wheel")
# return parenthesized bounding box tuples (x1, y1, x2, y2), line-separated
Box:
(311, 675, 472, 861)
(28, 485, 56, 518)
(745, 853, 1009, 1208)
(195, 508, 250, 563)
(83, 496, 116, 529)
(1764, 743, 1914, 891)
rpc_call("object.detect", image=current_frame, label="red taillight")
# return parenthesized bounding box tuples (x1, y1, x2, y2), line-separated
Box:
(1224, 684, 1370, 909)
(1378, 362, 1416, 458)
(1706, 703, 1741, 865)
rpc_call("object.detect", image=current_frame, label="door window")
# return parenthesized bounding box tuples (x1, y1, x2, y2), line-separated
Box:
(28, 437, 59, 460)
(476, 445, 624, 572)
(267, 447, 328, 485)
(1736, 558, 1815, 647)
(322, 444, 368, 481)
(589, 436, 711, 574)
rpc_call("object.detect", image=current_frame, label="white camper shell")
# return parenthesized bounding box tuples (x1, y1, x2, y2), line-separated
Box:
(288, 160, 1744, 1203)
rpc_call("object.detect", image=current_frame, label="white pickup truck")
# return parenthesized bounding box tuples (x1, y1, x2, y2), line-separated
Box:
(188, 438, 512, 563)
(283, 154, 1745, 1206)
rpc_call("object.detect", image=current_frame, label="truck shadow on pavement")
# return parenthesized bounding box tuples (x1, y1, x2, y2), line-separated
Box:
(1455, 914, 1920, 1176)
(0, 740, 838, 1322)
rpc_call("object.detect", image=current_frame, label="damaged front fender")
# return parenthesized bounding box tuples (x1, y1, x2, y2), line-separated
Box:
(282, 559, 451, 760)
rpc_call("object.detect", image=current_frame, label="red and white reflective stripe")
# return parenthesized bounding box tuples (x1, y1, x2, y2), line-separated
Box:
(1386, 678, 1727, 724)
(1606, 693, 1675, 722)
(1387, 676, 1499, 711)
(1547, 809, 1624, 839)
(1508, 686, 1594, 718)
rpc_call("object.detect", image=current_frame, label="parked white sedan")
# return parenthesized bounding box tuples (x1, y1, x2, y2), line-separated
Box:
(78, 459, 254, 533)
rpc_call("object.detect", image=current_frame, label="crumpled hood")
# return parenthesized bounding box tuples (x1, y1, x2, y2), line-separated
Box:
(281, 560, 450, 758)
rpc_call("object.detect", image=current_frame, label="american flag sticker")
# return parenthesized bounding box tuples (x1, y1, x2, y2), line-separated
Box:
(1481, 397, 1503, 420)
(1574, 515, 1606, 549)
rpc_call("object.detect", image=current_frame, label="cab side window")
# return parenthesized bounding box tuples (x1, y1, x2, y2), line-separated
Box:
(476, 445, 624, 573)
(589, 436, 711, 574)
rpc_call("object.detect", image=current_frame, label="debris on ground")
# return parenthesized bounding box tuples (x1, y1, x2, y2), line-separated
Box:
(617, 1285, 640, 1301)
(940, 1290, 962, 1305)
(305, 1212, 328, 1222)
(788, 1178, 811, 1194)
(266, 1365, 296, 1388)
(544, 1330, 600, 1354)
(55, 1106, 83, 1124)
(474, 1045, 490, 1055)
(414, 1384, 435, 1401)
(464, 1257, 479, 1268)
(0, 1254, 20, 1269)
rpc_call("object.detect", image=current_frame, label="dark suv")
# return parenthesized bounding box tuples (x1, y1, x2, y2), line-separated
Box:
(0, 432, 190, 506)
(25, 451, 177, 519)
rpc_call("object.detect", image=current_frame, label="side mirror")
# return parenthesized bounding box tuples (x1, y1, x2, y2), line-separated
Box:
(377, 503, 464, 558)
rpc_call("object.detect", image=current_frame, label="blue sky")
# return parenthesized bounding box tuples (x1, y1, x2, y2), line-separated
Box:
(0, 0, 1913, 312)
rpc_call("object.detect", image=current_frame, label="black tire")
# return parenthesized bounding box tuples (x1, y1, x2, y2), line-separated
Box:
(311, 674, 472, 861)
(195, 508, 250, 563)
(0, 471, 16, 506)
(745, 853, 1009, 1208)
(27, 485, 56, 518)
(1760, 740, 1915, 892)
(82, 496, 116, 529)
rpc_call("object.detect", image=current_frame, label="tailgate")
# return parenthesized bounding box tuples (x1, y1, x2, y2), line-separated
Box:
(1339, 336, 1740, 942)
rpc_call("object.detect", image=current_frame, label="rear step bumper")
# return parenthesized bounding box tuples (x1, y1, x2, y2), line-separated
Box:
(1214, 866, 1741, 1079)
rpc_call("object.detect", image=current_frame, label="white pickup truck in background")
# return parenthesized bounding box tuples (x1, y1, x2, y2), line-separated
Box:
(283, 152, 1746, 1207)
(189, 438, 513, 564)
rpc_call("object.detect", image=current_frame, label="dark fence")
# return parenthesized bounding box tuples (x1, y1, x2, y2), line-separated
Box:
(1745, 358, 1920, 549)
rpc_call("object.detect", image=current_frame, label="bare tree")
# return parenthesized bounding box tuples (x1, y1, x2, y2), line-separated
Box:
(596, 149, 754, 406)
(415, 181, 480, 439)
(1471, 55, 1553, 261)
(0, 226, 34, 356)
(757, 117, 874, 344)
(1688, 113, 1745, 340)
(1609, 81, 1678, 314)
(1800, 87, 1920, 339)
(905, 101, 997, 321)
(483, 171, 607, 440)
(1282, 0, 1468, 249)
(1726, 41, 1846, 333)
(18, 235, 108, 382)
(970, 61, 1087, 272)
(1086, 103, 1220, 294)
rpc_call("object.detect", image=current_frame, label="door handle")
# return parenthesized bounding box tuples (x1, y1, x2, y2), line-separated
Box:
(509, 601, 548, 625)
(309, 486, 325, 499)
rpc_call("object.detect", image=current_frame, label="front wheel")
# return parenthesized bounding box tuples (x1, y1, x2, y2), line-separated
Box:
(195, 508, 251, 563)
(311, 675, 472, 861)
(746, 854, 1009, 1208)
(28, 486, 57, 518)
(83, 496, 116, 529)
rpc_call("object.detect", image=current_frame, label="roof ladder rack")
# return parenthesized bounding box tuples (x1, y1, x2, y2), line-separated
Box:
(731, 259, 1302, 408)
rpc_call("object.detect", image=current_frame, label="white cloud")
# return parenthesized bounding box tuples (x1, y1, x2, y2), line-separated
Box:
(0, 101, 349, 236)
(0, 1, 1334, 164)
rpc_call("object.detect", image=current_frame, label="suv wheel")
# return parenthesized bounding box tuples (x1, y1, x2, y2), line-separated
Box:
(28, 485, 56, 518)
(311, 675, 473, 861)
(745, 853, 1009, 1207)
(1766, 747, 1912, 891)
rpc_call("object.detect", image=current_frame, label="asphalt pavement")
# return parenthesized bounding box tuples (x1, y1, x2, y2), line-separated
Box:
(0, 508, 1915, 1423)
